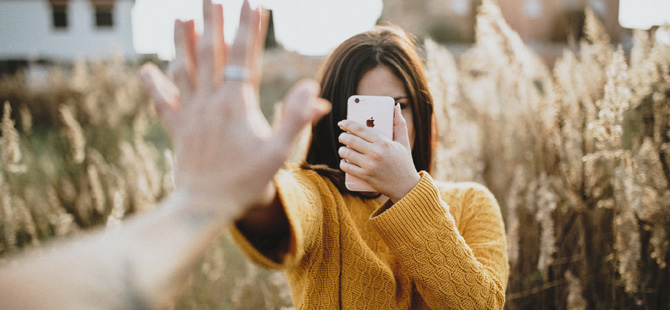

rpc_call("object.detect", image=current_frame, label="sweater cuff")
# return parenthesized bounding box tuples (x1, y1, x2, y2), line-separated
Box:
(369, 171, 451, 247)
(229, 224, 285, 269)
(229, 169, 304, 270)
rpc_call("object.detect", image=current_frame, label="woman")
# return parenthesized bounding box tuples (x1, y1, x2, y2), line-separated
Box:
(230, 25, 509, 309)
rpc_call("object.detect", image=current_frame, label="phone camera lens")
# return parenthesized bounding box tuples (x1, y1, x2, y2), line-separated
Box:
(354, 98, 360, 103)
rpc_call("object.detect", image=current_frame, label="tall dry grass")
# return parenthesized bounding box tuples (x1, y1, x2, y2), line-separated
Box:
(426, 1, 670, 308)
(0, 1, 668, 309)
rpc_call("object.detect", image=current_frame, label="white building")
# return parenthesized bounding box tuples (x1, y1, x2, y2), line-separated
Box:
(0, 0, 136, 62)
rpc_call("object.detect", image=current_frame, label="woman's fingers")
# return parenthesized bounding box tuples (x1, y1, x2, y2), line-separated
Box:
(392, 104, 411, 149)
(338, 146, 367, 168)
(339, 159, 366, 178)
(338, 131, 371, 154)
(337, 120, 384, 143)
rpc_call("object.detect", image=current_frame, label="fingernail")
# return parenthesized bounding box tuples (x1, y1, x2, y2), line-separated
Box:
(337, 120, 344, 128)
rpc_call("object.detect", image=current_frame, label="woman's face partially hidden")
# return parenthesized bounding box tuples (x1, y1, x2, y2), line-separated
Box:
(356, 65, 415, 148)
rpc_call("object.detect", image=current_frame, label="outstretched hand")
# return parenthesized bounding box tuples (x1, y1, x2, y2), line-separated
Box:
(140, 0, 329, 218)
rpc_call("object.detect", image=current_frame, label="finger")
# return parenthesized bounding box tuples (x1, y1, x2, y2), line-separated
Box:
(227, 0, 260, 73)
(337, 120, 383, 143)
(393, 104, 411, 149)
(196, 0, 218, 90)
(184, 19, 198, 77)
(272, 79, 326, 150)
(338, 132, 371, 153)
(140, 63, 180, 130)
(250, 9, 269, 89)
(338, 146, 367, 168)
(212, 4, 225, 75)
(169, 20, 196, 94)
(340, 159, 366, 178)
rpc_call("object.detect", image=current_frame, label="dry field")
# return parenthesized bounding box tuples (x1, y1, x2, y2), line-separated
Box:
(0, 2, 668, 309)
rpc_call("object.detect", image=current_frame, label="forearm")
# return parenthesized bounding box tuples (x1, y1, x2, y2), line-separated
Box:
(0, 191, 235, 310)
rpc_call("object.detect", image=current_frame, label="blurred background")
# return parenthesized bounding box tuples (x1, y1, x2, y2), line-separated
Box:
(1, 0, 667, 111)
(0, 0, 669, 309)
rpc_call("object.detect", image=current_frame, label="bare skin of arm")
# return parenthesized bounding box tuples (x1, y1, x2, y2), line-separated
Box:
(0, 0, 328, 308)
(0, 193, 238, 310)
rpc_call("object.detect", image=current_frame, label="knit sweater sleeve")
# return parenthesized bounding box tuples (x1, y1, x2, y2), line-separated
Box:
(229, 168, 329, 270)
(369, 171, 508, 309)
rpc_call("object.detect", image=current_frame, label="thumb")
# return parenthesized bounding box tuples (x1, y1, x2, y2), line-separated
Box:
(273, 79, 330, 148)
(393, 104, 411, 149)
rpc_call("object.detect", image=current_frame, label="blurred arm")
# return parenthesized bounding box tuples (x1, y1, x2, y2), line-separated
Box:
(0, 191, 236, 310)
(0, 0, 327, 308)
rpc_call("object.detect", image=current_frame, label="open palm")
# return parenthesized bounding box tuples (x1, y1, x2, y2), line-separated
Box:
(140, 0, 328, 216)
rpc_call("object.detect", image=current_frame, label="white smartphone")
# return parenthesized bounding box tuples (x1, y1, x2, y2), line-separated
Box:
(344, 95, 395, 192)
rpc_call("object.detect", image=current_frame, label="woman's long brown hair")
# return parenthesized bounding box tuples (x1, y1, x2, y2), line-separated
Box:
(302, 25, 436, 196)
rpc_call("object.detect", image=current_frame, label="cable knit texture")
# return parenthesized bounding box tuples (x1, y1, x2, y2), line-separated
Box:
(230, 168, 508, 309)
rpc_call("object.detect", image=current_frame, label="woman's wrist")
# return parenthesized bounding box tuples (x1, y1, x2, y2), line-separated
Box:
(389, 172, 421, 203)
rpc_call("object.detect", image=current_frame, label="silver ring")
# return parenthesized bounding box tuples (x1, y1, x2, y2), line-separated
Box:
(222, 65, 251, 82)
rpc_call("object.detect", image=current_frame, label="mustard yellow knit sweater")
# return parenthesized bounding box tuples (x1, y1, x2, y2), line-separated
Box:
(230, 168, 508, 309)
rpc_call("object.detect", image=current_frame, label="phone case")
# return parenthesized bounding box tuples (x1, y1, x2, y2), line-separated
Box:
(344, 95, 395, 192)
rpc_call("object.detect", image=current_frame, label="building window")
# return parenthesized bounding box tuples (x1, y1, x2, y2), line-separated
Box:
(95, 6, 114, 28)
(52, 4, 68, 29)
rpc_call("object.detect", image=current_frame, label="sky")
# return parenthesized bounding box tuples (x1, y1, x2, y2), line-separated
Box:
(132, 0, 670, 60)
(132, 0, 383, 60)
(619, 0, 670, 30)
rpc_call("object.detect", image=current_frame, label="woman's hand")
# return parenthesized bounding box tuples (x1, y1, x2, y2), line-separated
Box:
(338, 105, 420, 202)
(140, 0, 329, 218)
